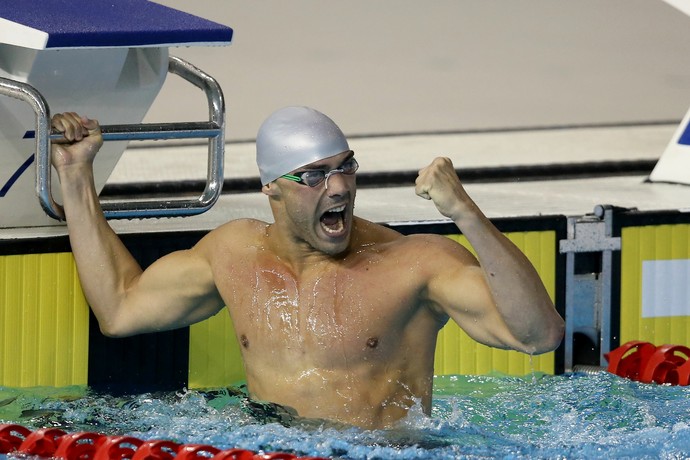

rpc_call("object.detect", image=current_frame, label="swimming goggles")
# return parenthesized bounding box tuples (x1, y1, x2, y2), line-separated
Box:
(281, 156, 358, 188)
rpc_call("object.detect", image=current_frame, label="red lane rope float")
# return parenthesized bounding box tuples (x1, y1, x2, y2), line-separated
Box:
(604, 341, 656, 381)
(605, 341, 690, 385)
(94, 436, 143, 460)
(639, 344, 690, 385)
(0, 424, 31, 453)
(133, 439, 183, 460)
(0, 424, 329, 460)
(22, 428, 68, 457)
(54, 431, 104, 460)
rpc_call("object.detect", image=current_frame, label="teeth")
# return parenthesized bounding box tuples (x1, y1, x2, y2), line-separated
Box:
(323, 219, 344, 234)
(321, 204, 346, 235)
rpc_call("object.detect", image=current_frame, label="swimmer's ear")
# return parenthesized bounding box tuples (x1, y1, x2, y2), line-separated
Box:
(262, 181, 280, 197)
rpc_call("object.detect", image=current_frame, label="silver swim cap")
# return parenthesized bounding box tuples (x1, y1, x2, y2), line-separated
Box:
(256, 106, 350, 185)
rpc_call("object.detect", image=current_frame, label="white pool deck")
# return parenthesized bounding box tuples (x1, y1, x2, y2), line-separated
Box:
(111, 123, 690, 229)
(4, 121, 690, 240)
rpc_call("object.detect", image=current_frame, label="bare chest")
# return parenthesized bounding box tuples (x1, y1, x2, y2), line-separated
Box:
(216, 256, 422, 366)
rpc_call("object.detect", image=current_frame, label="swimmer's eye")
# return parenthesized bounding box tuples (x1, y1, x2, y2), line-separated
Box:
(282, 156, 358, 187)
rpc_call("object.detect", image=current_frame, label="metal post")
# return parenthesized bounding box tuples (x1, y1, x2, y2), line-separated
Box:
(0, 55, 226, 221)
(559, 205, 622, 372)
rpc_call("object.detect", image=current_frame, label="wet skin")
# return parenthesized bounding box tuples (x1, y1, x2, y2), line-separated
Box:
(202, 217, 456, 429)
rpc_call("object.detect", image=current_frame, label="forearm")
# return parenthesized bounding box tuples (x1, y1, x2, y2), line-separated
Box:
(416, 157, 563, 353)
(452, 200, 564, 354)
(58, 165, 143, 334)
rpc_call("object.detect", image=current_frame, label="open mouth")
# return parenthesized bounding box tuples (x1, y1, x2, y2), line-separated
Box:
(320, 204, 347, 235)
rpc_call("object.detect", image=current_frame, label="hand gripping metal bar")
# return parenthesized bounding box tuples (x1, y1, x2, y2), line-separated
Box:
(0, 55, 225, 220)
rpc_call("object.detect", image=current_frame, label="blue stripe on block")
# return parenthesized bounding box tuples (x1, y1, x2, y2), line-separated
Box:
(0, 153, 34, 198)
(0, 0, 232, 49)
(679, 121, 690, 146)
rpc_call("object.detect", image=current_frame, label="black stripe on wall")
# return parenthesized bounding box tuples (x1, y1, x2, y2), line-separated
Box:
(87, 231, 206, 392)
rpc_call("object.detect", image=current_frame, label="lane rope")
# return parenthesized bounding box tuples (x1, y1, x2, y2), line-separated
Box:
(605, 341, 690, 385)
(0, 424, 328, 460)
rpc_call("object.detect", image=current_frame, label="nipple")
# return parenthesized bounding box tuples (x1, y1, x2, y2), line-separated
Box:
(366, 337, 379, 349)
(240, 334, 249, 348)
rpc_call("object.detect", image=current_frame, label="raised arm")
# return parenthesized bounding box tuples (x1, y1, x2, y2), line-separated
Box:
(51, 113, 224, 337)
(415, 157, 564, 354)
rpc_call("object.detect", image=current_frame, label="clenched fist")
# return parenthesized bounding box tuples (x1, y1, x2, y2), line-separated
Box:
(415, 157, 474, 219)
(51, 112, 103, 171)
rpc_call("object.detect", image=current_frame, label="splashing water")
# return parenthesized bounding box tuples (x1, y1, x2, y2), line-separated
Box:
(2, 372, 690, 459)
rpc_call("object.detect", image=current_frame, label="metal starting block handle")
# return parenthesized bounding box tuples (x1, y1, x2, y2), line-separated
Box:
(49, 121, 224, 144)
(0, 56, 225, 221)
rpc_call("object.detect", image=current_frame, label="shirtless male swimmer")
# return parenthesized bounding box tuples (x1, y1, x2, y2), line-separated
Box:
(51, 106, 564, 430)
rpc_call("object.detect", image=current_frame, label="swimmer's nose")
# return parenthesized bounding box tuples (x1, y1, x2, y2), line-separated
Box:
(324, 170, 348, 193)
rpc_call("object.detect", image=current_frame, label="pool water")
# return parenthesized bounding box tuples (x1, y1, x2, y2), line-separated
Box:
(2, 371, 690, 459)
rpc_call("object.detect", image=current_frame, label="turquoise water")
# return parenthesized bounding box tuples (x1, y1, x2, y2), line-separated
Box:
(2, 372, 690, 459)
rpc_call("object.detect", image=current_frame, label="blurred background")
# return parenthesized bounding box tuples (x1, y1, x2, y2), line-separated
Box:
(148, 0, 690, 142)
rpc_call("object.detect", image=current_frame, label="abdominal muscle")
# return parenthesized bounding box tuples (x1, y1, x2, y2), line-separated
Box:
(243, 350, 434, 429)
(234, 289, 440, 429)
(230, 281, 441, 429)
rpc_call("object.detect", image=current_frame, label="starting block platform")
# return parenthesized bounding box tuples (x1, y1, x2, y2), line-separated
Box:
(0, 0, 232, 49)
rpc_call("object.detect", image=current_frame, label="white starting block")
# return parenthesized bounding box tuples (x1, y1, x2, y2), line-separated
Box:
(649, 2, 690, 185)
(0, 0, 232, 228)
(649, 106, 690, 185)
